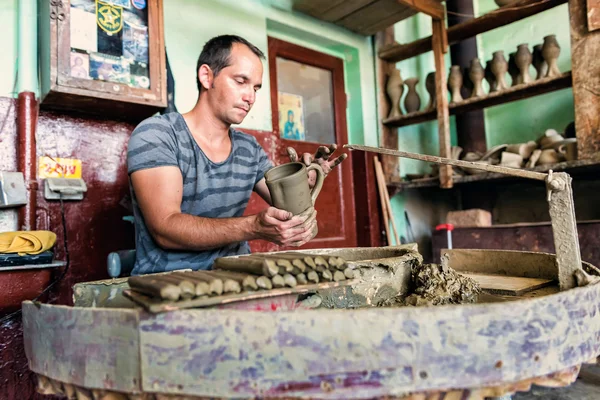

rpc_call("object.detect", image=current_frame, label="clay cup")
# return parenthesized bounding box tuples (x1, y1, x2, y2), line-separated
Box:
(265, 162, 325, 215)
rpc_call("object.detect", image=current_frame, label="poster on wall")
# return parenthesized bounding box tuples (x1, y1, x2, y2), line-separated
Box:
(278, 92, 305, 141)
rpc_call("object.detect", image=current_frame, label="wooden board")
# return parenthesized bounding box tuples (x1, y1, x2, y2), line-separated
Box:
(124, 280, 357, 313)
(461, 273, 555, 296)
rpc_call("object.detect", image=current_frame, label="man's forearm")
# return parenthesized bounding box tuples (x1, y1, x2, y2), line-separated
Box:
(151, 213, 257, 251)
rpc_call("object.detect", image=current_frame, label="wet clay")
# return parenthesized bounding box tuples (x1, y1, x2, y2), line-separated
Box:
(383, 263, 481, 307)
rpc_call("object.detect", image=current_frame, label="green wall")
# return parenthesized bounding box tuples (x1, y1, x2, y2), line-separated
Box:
(0, 0, 18, 98)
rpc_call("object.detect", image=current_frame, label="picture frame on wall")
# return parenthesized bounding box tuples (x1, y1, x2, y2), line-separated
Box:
(278, 91, 305, 141)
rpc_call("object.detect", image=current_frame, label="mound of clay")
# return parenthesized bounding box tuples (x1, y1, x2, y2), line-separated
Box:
(383, 263, 481, 307)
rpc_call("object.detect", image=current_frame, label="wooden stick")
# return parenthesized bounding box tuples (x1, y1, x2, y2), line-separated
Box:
(375, 157, 400, 245)
(374, 156, 391, 244)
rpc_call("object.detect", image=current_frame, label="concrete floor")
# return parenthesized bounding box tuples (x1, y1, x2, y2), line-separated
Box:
(512, 364, 600, 400)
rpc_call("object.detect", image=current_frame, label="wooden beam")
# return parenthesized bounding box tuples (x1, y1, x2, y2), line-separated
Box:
(376, 27, 402, 184)
(570, 0, 600, 158)
(396, 0, 445, 19)
(380, 0, 568, 62)
(432, 18, 452, 189)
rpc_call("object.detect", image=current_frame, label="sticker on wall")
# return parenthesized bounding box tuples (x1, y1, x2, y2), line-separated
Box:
(96, 0, 124, 35)
(70, 52, 91, 79)
(131, 0, 146, 10)
(39, 157, 82, 179)
(278, 92, 306, 141)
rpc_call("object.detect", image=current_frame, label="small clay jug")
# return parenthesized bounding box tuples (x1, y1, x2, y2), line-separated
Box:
(425, 72, 436, 111)
(485, 61, 497, 93)
(491, 50, 509, 91)
(532, 44, 548, 80)
(508, 52, 520, 86)
(469, 58, 485, 98)
(541, 34, 561, 77)
(403, 77, 421, 113)
(448, 66, 463, 103)
(515, 44, 533, 84)
(386, 68, 404, 119)
(265, 162, 324, 215)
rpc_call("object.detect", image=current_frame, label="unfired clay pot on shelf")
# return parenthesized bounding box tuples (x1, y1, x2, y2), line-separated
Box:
(425, 72, 436, 111)
(491, 51, 509, 91)
(532, 44, 548, 80)
(469, 58, 485, 98)
(541, 34, 561, 77)
(404, 77, 421, 113)
(386, 68, 404, 119)
(515, 44, 533, 84)
(448, 66, 463, 103)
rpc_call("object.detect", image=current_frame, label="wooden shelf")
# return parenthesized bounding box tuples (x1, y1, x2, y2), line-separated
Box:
(390, 158, 600, 190)
(383, 72, 572, 128)
(379, 0, 568, 63)
(292, 0, 444, 36)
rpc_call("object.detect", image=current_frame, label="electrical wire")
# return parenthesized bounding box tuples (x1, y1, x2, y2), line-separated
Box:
(0, 195, 70, 324)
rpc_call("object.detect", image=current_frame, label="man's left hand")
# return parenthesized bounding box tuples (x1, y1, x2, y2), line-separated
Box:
(287, 144, 348, 188)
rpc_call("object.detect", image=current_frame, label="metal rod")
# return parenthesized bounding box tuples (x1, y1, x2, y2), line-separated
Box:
(344, 145, 548, 181)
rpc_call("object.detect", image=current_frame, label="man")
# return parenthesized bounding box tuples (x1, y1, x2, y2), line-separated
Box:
(127, 35, 346, 275)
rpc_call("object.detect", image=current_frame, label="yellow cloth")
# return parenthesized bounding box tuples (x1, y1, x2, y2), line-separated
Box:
(0, 231, 57, 255)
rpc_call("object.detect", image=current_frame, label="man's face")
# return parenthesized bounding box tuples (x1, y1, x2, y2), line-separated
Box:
(206, 43, 263, 125)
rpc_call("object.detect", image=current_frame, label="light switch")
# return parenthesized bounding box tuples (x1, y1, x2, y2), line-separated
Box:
(0, 171, 27, 208)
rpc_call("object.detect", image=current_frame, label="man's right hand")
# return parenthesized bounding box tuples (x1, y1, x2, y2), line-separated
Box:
(253, 207, 317, 246)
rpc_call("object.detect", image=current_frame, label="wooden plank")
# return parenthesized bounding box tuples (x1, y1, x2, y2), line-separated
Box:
(384, 72, 572, 128)
(22, 302, 141, 392)
(589, 0, 600, 32)
(319, 0, 378, 22)
(396, 0, 444, 19)
(338, 0, 409, 34)
(380, 0, 568, 62)
(138, 282, 600, 397)
(376, 28, 401, 183)
(432, 18, 453, 188)
(570, 0, 600, 158)
(124, 280, 356, 313)
(361, 7, 417, 35)
(461, 273, 555, 296)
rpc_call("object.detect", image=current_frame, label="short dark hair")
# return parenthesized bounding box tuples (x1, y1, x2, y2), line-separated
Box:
(196, 35, 265, 93)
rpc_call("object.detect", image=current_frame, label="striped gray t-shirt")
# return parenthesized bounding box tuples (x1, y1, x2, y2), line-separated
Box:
(127, 112, 272, 275)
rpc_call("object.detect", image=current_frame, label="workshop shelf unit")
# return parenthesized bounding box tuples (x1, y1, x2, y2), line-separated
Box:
(295, 0, 599, 190)
(38, 0, 167, 121)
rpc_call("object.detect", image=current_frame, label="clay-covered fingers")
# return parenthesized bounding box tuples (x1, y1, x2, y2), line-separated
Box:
(314, 145, 331, 161)
(285, 208, 317, 246)
(301, 152, 313, 166)
(329, 153, 348, 169)
(286, 147, 299, 163)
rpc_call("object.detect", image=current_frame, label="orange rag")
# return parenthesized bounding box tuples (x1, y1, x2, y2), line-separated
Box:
(0, 231, 57, 255)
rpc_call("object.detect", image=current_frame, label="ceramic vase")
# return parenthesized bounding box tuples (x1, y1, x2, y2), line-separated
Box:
(515, 44, 533, 84)
(508, 52, 520, 86)
(485, 61, 497, 93)
(532, 44, 548, 80)
(448, 66, 463, 103)
(425, 72, 436, 111)
(403, 77, 421, 113)
(469, 58, 485, 98)
(491, 50, 509, 91)
(541, 34, 561, 77)
(385, 68, 404, 119)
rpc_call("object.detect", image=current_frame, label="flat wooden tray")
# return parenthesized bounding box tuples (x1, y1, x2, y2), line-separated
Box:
(124, 280, 356, 313)
(462, 273, 555, 296)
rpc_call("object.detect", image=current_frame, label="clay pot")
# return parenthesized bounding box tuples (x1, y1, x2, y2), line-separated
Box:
(532, 44, 548, 80)
(508, 52, 520, 86)
(538, 148, 562, 165)
(538, 128, 564, 149)
(386, 68, 404, 119)
(448, 66, 463, 103)
(265, 162, 324, 215)
(485, 61, 497, 93)
(506, 141, 538, 160)
(491, 51, 509, 91)
(554, 138, 578, 161)
(469, 58, 485, 98)
(425, 72, 436, 111)
(500, 151, 524, 168)
(515, 44, 533, 84)
(403, 77, 421, 113)
(541, 35, 561, 77)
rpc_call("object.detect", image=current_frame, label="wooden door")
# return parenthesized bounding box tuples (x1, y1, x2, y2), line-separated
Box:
(264, 37, 357, 250)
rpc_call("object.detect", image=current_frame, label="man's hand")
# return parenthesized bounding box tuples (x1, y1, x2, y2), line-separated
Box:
(253, 206, 317, 247)
(287, 144, 348, 188)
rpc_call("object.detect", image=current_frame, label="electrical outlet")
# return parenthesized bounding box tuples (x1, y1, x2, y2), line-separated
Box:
(44, 177, 87, 201)
(0, 171, 27, 209)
